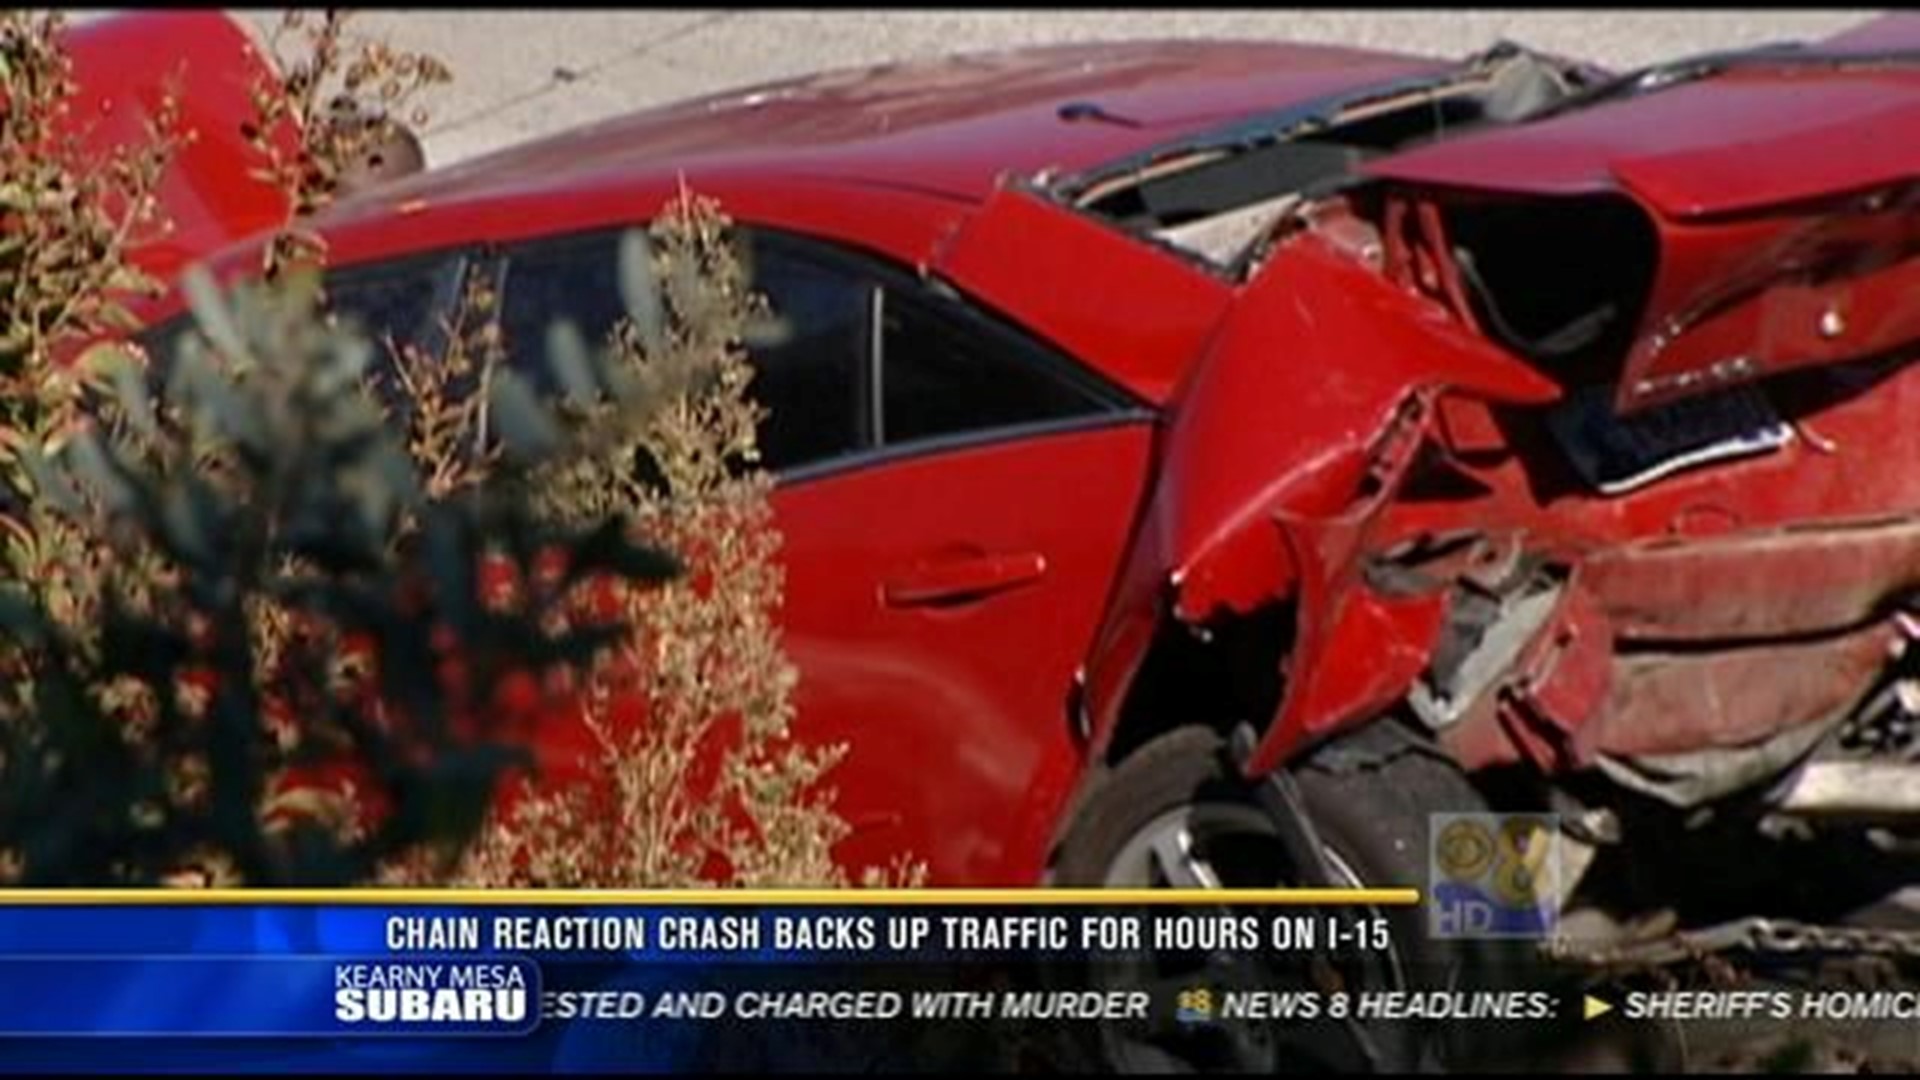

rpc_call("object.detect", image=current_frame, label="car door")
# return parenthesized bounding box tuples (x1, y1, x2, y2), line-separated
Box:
(493, 225, 1158, 885)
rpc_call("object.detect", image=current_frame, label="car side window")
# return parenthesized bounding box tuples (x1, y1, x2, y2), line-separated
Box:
(496, 230, 629, 390)
(324, 251, 472, 415)
(496, 228, 873, 473)
(327, 251, 469, 362)
(493, 225, 1133, 475)
(746, 237, 874, 469)
(877, 286, 1117, 446)
(133, 249, 468, 398)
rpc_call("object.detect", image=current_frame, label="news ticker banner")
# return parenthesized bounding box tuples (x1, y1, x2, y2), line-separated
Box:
(0, 813, 1903, 1072)
(0, 811, 1573, 1072)
(0, 887, 1454, 1073)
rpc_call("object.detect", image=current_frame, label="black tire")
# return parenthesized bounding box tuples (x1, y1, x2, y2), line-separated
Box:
(1052, 721, 1535, 1073)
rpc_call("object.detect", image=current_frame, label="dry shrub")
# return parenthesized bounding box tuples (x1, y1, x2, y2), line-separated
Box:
(243, 9, 450, 273)
(2, 12, 899, 889)
(393, 193, 919, 888)
(0, 11, 176, 473)
(0, 258, 689, 887)
(0, 11, 638, 887)
(0, 11, 180, 669)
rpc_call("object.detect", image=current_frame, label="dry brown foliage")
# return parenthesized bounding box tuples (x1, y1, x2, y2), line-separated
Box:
(0, 10, 179, 660)
(1, 12, 900, 889)
(0, 12, 177, 382)
(243, 10, 451, 275)
(388, 194, 918, 888)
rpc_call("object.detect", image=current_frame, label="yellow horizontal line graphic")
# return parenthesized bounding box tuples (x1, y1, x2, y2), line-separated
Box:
(0, 888, 1420, 907)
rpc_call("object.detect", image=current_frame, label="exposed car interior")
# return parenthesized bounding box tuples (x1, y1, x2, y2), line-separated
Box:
(1061, 46, 1594, 272)
(1057, 43, 1781, 505)
(1441, 192, 1658, 377)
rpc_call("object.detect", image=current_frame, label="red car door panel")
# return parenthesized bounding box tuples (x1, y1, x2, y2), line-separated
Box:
(773, 422, 1154, 884)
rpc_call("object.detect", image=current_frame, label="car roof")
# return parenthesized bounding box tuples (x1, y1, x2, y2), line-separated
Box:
(1359, 14, 1920, 216)
(287, 39, 1445, 269)
(1367, 54, 1920, 217)
(140, 37, 1449, 403)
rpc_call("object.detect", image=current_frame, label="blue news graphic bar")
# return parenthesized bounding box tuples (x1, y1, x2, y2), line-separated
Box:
(0, 897, 1423, 1072)
(0, 956, 540, 1037)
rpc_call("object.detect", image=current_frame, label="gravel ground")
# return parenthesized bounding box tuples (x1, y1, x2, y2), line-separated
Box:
(226, 9, 1881, 165)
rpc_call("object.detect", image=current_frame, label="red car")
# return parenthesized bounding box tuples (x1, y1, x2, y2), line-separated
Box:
(71, 9, 1920, 1064)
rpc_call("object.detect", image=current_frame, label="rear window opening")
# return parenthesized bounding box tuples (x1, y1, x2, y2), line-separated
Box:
(1441, 193, 1658, 381)
(1060, 45, 1592, 272)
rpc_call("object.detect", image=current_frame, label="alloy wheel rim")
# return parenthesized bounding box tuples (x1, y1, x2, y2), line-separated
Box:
(1093, 800, 1407, 1073)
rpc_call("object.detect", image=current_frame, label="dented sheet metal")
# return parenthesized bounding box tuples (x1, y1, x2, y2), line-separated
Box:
(1438, 581, 1899, 776)
(1582, 516, 1920, 643)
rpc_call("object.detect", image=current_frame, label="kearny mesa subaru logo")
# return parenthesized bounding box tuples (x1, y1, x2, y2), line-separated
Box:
(333, 958, 540, 1035)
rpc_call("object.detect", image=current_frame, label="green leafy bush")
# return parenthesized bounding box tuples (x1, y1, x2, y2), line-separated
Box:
(0, 12, 906, 888)
(0, 266, 682, 886)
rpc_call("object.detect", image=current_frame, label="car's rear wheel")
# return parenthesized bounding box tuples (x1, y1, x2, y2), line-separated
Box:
(1051, 722, 1515, 1073)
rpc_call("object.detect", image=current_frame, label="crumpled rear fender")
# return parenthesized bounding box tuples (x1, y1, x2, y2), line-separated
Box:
(1238, 391, 1455, 775)
(1083, 230, 1559, 768)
